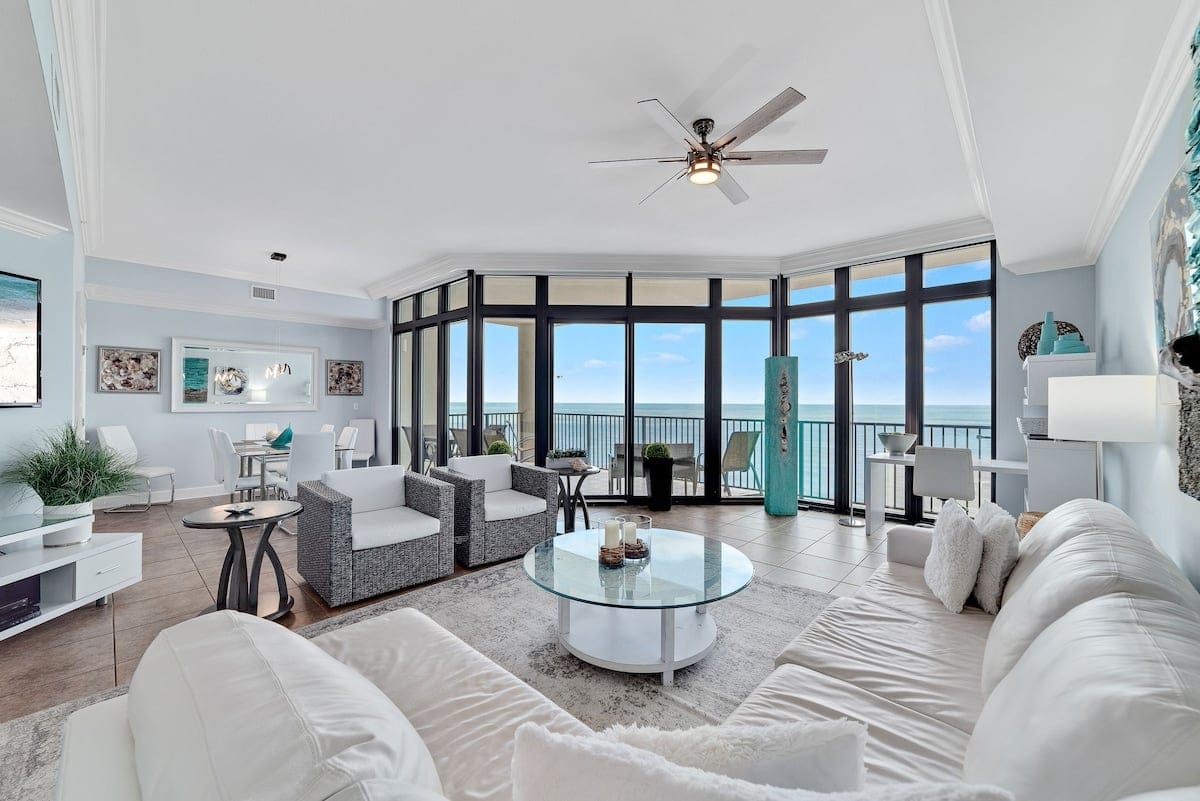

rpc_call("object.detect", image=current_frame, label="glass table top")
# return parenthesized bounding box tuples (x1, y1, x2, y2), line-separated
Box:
(523, 529, 754, 609)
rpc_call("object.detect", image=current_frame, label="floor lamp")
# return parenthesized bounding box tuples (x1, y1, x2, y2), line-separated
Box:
(834, 350, 870, 527)
(1047, 375, 1158, 502)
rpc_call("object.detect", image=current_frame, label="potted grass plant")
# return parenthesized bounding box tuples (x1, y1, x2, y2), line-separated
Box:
(2, 424, 139, 546)
(546, 448, 587, 470)
(487, 440, 514, 457)
(642, 442, 674, 512)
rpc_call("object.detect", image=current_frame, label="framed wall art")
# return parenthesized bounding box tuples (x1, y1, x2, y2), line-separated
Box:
(326, 359, 364, 396)
(96, 346, 161, 393)
(0, 270, 41, 408)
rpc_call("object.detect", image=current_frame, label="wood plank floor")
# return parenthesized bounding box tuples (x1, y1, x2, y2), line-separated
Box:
(0, 496, 890, 723)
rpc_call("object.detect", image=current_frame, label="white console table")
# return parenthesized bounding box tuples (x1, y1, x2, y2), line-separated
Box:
(0, 514, 142, 642)
(863, 452, 1029, 536)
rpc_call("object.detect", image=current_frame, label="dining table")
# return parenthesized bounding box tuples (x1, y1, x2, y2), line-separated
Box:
(233, 440, 355, 499)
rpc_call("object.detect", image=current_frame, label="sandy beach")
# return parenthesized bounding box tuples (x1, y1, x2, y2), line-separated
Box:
(0, 318, 38, 405)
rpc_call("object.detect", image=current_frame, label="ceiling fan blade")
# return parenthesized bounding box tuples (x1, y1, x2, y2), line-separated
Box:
(638, 168, 687, 205)
(589, 156, 688, 168)
(637, 98, 702, 151)
(715, 168, 749, 205)
(712, 87, 806, 151)
(724, 149, 827, 165)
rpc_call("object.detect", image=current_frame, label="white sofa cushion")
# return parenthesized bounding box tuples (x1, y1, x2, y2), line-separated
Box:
(448, 453, 512, 492)
(965, 595, 1200, 801)
(322, 464, 406, 512)
(775, 596, 988, 733)
(513, 723, 1011, 801)
(972, 512, 1018, 615)
(980, 517, 1200, 696)
(484, 488, 547, 522)
(351, 506, 440, 551)
(727, 663, 970, 786)
(603, 720, 866, 791)
(56, 695, 142, 801)
(313, 608, 590, 801)
(126, 611, 442, 801)
(923, 501, 983, 613)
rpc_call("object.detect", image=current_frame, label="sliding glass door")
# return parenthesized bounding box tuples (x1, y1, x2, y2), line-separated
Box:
(632, 322, 706, 498)
(551, 322, 625, 496)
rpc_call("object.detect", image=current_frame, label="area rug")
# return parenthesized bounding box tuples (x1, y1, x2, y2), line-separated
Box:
(0, 561, 832, 801)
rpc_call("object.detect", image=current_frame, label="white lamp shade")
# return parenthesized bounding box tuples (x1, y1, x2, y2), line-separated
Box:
(1047, 375, 1158, 442)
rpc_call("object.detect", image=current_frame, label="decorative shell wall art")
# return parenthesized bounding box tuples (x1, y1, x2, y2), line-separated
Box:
(97, 346, 161, 393)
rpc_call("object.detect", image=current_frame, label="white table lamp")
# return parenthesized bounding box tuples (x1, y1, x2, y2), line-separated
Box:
(1047, 375, 1158, 501)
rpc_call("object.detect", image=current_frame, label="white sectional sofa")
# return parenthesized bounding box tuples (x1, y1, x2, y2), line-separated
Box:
(55, 499, 1200, 801)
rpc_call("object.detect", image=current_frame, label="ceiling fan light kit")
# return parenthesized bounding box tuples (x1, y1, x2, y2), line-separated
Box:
(589, 87, 827, 205)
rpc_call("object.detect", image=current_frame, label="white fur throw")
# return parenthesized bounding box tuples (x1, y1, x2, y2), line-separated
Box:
(972, 503, 1019, 614)
(924, 500, 984, 613)
(512, 724, 1013, 801)
(603, 720, 866, 791)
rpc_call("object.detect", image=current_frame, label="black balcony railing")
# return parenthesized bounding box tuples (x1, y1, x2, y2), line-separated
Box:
(439, 410, 991, 511)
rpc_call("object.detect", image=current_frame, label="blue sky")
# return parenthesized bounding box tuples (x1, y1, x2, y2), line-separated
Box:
(452, 261, 992, 410)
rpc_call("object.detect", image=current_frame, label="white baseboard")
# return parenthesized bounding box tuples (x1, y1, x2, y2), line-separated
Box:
(94, 483, 224, 510)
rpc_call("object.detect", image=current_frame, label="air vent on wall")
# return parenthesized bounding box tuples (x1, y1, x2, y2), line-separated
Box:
(250, 285, 277, 302)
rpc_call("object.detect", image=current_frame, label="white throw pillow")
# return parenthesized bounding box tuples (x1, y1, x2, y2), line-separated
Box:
(322, 464, 406, 512)
(923, 500, 984, 613)
(127, 611, 443, 801)
(973, 511, 1019, 614)
(603, 720, 865, 791)
(972, 500, 1004, 532)
(513, 723, 1013, 801)
(448, 454, 513, 492)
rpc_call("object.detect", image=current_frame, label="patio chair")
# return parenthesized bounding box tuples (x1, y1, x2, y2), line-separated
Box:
(608, 443, 641, 494)
(450, 427, 470, 457)
(702, 430, 762, 496)
(430, 454, 557, 567)
(609, 442, 698, 495)
(297, 465, 454, 606)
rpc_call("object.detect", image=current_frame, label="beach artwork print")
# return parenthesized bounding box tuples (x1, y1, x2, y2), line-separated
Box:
(0, 270, 40, 407)
(326, 359, 364, 396)
(97, 346, 161, 393)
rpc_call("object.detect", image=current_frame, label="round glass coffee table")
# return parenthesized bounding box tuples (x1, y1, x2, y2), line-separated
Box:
(523, 529, 753, 685)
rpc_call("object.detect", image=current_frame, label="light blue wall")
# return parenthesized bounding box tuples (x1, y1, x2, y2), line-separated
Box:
(994, 263, 1096, 513)
(1094, 89, 1200, 583)
(85, 258, 390, 493)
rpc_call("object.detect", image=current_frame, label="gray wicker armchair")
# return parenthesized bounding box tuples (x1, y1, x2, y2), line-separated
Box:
(429, 454, 557, 567)
(297, 466, 454, 606)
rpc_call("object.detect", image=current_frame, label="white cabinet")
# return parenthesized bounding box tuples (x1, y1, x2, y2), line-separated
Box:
(1021, 353, 1099, 510)
(1024, 353, 1097, 409)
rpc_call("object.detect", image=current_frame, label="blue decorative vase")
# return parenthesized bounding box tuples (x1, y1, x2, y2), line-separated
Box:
(1052, 333, 1089, 354)
(1036, 312, 1057, 356)
(268, 425, 293, 448)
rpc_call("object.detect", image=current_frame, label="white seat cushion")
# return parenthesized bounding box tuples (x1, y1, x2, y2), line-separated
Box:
(323, 464, 406, 512)
(965, 595, 1200, 801)
(448, 454, 513, 492)
(727, 663, 970, 786)
(57, 696, 142, 801)
(855, 564, 996, 641)
(484, 488, 547, 522)
(775, 596, 987, 733)
(126, 611, 443, 801)
(313, 608, 591, 801)
(351, 506, 440, 551)
(132, 466, 175, 479)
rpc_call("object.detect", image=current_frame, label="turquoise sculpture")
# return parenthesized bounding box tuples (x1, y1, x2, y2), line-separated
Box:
(764, 356, 799, 516)
(1036, 312, 1057, 355)
(1052, 332, 1090, 354)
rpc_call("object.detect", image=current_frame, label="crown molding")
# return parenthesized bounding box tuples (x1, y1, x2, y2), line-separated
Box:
(924, 0, 991, 219)
(366, 255, 463, 299)
(50, 0, 105, 252)
(1082, 0, 1200, 263)
(0, 206, 69, 238)
(84, 283, 388, 330)
(999, 250, 1093, 276)
(779, 216, 994, 275)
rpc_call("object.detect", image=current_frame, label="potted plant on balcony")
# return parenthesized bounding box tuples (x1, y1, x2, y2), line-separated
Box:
(546, 448, 587, 470)
(642, 442, 674, 512)
(487, 440, 514, 458)
(2, 424, 138, 546)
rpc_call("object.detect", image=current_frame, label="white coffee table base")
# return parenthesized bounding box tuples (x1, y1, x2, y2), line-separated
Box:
(557, 598, 716, 686)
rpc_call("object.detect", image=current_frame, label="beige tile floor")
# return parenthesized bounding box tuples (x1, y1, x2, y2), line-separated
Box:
(0, 496, 891, 723)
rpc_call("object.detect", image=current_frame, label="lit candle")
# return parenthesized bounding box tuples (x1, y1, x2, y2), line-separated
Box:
(623, 521, 637, 545)
(604, 519, 620, 549)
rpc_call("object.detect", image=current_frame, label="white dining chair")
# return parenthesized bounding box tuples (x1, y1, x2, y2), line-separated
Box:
(348, 418, 375, 467)
(97, 425, 176, 513)
(214, 429, 284, 502)
(914, 446, 976, 519)
(320, 424, 336, 433)
(244, 422, 278, 442)
(336, 426, 359, 469)
(283, 431, 336, 500)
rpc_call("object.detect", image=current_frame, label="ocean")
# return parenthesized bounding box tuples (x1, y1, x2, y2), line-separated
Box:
(454, 402, 991, 426)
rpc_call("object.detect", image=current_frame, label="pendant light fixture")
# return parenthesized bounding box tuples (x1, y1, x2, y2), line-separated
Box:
(265, 252, 291, 380)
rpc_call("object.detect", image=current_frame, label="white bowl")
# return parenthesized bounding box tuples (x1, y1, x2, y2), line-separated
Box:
(877, 432, 918, 456)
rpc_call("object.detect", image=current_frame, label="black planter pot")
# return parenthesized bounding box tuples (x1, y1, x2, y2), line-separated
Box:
(643, 456, 674, 511)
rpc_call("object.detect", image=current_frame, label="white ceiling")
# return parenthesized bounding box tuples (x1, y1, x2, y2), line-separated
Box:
(0, 0, 69, 235)
(41, 0, 1198, 295)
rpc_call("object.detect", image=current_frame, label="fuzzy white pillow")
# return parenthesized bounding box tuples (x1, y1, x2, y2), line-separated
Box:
(603, 720, 865, 791)
(972, 506, 1019, 615)
(924, 500, 984, 613)
(513, 723, 1012, 801)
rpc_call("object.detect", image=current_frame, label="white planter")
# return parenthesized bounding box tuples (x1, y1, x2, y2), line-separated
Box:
(547, 458, 572, 470)
(41, 501, 94, 547)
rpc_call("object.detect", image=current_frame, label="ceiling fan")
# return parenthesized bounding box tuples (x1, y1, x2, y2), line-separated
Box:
(589, 87, 827, 206)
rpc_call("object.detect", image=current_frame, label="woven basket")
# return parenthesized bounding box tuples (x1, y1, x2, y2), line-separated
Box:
(1016, 416, 1048, 436)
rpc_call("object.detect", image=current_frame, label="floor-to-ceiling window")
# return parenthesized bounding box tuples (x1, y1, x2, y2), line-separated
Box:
(551, 321, 626, 494)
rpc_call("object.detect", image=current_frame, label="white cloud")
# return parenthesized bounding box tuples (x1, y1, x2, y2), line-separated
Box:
(640, 351, 688, 365)
(654, 326, 700, 342)
(925, 366, 939, 374)
(964, 310, 991, 332)
(582, 359, 618, 369)
(655, 331, 685, 342)
(925, 334, 970, 351)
